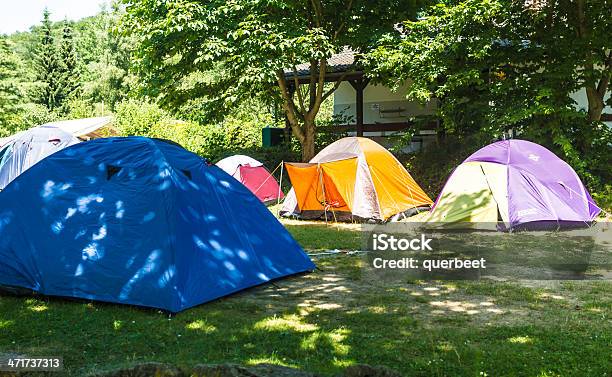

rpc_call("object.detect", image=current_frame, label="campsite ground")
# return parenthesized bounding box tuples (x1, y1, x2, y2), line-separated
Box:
(0, 217, 610, 376)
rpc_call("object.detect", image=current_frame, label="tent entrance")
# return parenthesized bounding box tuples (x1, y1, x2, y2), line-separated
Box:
(320, 170, 349, 210)
(285, 158, 358, 216)
(428, 161, 509, 225)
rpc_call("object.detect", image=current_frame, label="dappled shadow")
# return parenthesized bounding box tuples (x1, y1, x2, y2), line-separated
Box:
(427, 189, 497, 227)
(1, 263, 610, 376)
(0, 137, 313, 313)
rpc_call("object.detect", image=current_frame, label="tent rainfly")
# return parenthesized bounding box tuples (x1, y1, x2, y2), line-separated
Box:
(216, 155, 284, 204)
(0, 126, 79, 190)
(0, 116, 115, 149)
(427, 139, 601, 230)
(41, 116, 116, 139)
(281, 137, 433, 221)
(0, 137, 314, 312)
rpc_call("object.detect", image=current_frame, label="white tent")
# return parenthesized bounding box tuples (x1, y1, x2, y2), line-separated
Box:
(0, 127, 79, 190)
(216, 155, 284, 204)
(41, 116, 115, 139)
(216, 154, 263, 174)
(0, 116, 115, 149)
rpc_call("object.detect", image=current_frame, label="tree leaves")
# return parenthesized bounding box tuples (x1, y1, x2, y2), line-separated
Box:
(121, 0, 429, 160)
(367, 0, 611, 188)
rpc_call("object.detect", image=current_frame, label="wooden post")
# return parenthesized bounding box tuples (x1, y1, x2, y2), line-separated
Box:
(356, 79, 364, 136)
(350, 77, 369, 137)
(283, 84, 296, 143)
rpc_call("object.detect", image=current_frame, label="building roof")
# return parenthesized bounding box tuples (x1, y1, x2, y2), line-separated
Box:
(285, 48, 358, 79)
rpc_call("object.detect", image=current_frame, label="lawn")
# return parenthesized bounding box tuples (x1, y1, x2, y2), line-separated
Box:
(0, 220, 610, 376)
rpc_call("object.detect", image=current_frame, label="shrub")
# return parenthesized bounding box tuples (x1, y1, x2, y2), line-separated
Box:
(19, 103, 58, 129)
(114, 99, 171, 136)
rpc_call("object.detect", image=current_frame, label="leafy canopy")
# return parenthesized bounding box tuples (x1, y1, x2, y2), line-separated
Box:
(369, 0, 611, 127)
(121, 0, 429, 122)
(367, 0, 611, 187)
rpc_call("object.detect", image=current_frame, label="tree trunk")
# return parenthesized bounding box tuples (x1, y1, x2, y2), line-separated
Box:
(301, 119, 316, 161)
(585, 87, 604, 121)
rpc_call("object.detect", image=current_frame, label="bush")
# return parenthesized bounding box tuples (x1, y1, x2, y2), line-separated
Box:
(114, 99, 171, 136)
(19, 103, 58, 129)
(114, 99, 266, 162)
(398, 133, 492, 200)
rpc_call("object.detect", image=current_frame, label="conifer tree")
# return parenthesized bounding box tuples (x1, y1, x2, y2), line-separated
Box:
(34, 8, 66, 111)
(60, 19, 80, 99)
(0, 37, 22, 133)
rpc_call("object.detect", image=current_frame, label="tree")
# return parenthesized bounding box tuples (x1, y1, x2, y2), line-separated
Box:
(59, 19, 80, 101)
(573, 0, 611, 122)
(77, 2, 134, 110)
(34, 8, 67, 111)
(0, 37, 23, 135)
(122, 0, 429, 161)
(367, 0, 611, 185)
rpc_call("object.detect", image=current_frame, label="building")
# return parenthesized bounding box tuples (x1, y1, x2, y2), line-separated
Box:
(284, 49, 611, 151)
(285, 49, 439, 152)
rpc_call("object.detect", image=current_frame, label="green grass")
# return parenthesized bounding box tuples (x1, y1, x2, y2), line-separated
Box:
(0, 222, 610, 376)
(284, 223, 362, 252)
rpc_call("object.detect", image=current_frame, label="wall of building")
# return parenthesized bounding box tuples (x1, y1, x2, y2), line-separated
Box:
(332, 81, 611, 152)
(333, 80, 438, 151)
(333, 81, 437, 127)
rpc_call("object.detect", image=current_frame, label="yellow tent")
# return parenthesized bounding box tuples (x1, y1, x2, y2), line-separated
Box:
(426, 161, 508, 229)
(280, 137, 432, 221)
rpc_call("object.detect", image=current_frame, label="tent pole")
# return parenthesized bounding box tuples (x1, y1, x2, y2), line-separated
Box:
(319, 164, 329, 225)
(252, 162, 281, 195)
(277, 161, 284, 216)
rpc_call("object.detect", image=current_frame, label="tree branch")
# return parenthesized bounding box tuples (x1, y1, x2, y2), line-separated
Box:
(276, 70, 305, 141)
(309, 59, 317, 111)
(291, 64, 307, 115)
(333, 0, 354, 41)
(306, 59, 328, 119)
(310, 0, 323, 27)
(596, 50, 612, 97)
(321, 70, 351, 103)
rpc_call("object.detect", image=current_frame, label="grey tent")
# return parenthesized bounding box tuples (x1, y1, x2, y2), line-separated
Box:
(0, 126, 79, 190)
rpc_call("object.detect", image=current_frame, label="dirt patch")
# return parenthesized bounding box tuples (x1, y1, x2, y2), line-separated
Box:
(229, 255, 608, 327)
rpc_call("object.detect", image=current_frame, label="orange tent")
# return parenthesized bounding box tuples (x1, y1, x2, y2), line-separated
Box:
(281, 137, 432, 221)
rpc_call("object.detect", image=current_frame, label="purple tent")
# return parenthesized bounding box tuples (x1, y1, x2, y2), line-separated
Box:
(429, 139, 600, 230)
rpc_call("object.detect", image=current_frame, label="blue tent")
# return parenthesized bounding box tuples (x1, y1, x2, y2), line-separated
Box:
(0, 137, 314, 312)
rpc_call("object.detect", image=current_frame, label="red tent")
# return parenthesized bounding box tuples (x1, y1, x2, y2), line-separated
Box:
(216, 155, 284, 204)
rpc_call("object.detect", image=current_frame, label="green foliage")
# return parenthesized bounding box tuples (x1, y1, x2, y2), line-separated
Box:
(0, 37, 23, 136)
(6, 3, 133, 117)
(76, 3, 134, 110)
(121, 0, 432, 160)
(18, 102, 58, 130)
(114, 99, 266, 162)
(34, 9, 68, 111)
(59, 20, 80, 103)
(114, 99, 170, 136)
(122, 0, 428, 114)
(367, 0, 612, 194)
